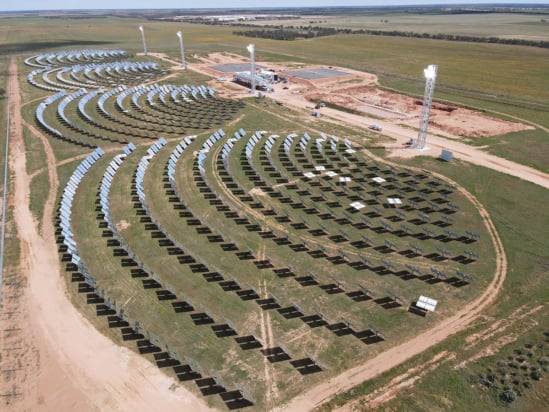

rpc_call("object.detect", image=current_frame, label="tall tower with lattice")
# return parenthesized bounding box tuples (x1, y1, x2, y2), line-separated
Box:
(415, 64, 437, 150)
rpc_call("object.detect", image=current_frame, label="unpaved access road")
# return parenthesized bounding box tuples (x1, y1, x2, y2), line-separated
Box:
(268, 88, 549, 190)
(2, 57, 213, 412)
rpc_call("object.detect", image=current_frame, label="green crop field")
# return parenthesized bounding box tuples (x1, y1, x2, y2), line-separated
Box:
(241, 10, 549, 41)
(2, 7, 548, 412)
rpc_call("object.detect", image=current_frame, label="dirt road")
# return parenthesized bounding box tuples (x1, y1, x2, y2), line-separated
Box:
(269, 90, 549, 190)
(172, 52, 549, 190)
(3, 57, 213, 412)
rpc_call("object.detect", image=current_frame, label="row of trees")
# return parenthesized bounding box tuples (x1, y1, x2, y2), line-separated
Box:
(232, 24, 549, 49)
(233, 27, 338, 41)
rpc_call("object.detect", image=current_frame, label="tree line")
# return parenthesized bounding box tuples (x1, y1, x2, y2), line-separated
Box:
(233, 26, 338, 41)
(232, 24, 549, 49)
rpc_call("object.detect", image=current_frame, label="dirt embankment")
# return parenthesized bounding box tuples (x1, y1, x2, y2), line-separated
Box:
(307, 85, 532, 137)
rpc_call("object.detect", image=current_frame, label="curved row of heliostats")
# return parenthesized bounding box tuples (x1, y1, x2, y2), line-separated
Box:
(67, 126, 479, 337)
(60, 136, 260, 406)
(41, 49, 482, 408)
(58, 131, 359, 404)
(25, 49, 127, 68)
(24, 49, 157, 92)
(37, 83, 216, 133)
(29, 49, 241, 147)
(56, 120, 483, 406)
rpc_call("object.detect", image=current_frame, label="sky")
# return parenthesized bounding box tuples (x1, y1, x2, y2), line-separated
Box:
(1, 1, 548, 13)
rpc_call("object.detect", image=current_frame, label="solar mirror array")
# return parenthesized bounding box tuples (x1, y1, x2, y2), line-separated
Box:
(27, 49, 496, 410)
(27, 50, 244, 148)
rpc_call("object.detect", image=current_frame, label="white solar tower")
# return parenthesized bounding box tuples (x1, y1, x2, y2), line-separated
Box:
(415, 64, 438, 150)
(247, 43, 255, 93)
(139, 26, 147, 56)
(177, 31, 186, 69)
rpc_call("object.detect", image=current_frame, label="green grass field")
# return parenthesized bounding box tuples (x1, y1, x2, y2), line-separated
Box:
(3, 8, 548, 411)
(242, 10, 549, 41)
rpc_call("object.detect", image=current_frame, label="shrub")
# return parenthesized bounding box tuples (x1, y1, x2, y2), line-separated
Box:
(500, 388, 517, 403)
(531, 370, 543, 381)
(479, 374, 493, 388)
(497, 367, 508, 376)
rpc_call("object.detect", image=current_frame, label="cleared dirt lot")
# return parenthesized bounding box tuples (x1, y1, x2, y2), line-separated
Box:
(198, 52, 531, 139)
(191, 53, 547, 188)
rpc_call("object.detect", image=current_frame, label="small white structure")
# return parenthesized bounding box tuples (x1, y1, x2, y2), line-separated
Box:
(350, 201, 365, 210)
(259, 70, 277, 82)
(416, 295, 438, 312)
(233, 72, 270, 90)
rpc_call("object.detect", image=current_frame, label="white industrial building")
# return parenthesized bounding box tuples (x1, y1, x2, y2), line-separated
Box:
(233, 71, 272, 91)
